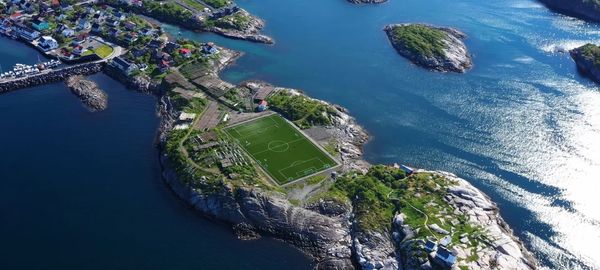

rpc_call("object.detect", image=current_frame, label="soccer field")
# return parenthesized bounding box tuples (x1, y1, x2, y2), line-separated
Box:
(225, 114, 338, 185)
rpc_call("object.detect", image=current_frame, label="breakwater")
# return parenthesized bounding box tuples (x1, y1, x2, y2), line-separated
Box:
(0, 62, 105, 93)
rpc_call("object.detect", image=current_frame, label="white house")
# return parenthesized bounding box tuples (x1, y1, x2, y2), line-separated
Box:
(111, 57, 139, 75)
(61, 27, 75, 37)
(39, 36, 59, 51)
(77, 19, 91, 30)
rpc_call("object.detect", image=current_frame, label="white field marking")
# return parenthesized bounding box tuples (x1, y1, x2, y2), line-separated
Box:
(231, 122, 281, 142)
(250, 137, 306, 156)
(296, 167, 317, 177)
(277, 157, 325, 179)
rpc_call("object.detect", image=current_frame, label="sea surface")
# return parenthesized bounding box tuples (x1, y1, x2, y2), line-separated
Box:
(1, 0, 599, 269)
(0, 39, 312, 269)
(167, 0, 600, 269)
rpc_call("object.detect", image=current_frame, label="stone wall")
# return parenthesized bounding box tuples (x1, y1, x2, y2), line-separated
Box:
(0, 62, 105, 93)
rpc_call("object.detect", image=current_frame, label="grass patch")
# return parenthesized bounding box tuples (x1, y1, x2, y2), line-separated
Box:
(225, 114, 338, 185)
(267, 91, 336, 129)
(388, 24, 448, 58)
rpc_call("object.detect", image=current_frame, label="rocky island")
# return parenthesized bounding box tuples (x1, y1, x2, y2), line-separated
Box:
(152, 43, 536, 270)
(538, 0, 600, 22)
(384, 24, 472, 73)
(65, 76, 108, 112)
(570, 43, 600, 83)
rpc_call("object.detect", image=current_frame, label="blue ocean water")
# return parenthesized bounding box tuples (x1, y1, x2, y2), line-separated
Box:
(1, 0, 600, 269)
(0, 39, 313, 269)
(166, 0, 600, 269)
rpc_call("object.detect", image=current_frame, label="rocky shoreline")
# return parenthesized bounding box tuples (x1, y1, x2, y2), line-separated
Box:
(538, 0, 600, 22)
(151, 54, 536, 269)
(570, 44, 600, 83)
(384, 24, 473, 73)
(65, 76, 108, 112)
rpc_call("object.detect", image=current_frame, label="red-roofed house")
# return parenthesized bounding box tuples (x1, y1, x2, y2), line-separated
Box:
(179, 48, 192, 58)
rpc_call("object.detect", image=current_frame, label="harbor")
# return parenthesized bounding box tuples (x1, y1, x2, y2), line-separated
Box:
(0, 60, 61, 80)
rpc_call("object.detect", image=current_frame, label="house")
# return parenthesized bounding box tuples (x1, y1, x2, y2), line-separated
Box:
(31, 18, 50, 31)
(178, 112, 196, 122)
(424, 240, 437, 253)
(435, 247, 457, 267)
(111, 57, 139, 75)
(14, 23, 40, 41)
(439, 236, 452, 247)
(158, 59, 170, 73)
(10, 12, 23, 20)
(131, 47, 147, 58)
(113, 11, 126, 21)
(75, 33, 89, 43)
(105, 18, 119, 27)
(108, 27, 120, 37)
(163, 42, 181, 53)
(123, 21, 136, 31)
(257, 100, 268, 112)
(38, 36, 59, 51)
(92, 13, 104, 22)
(147, 39, 164, 49)
(400, 164, 414, 175)
(77, 18, 91, 30)
(91, 23, 102, 33)
(61, 26, 75, 37)
(72, 44, 84, 55)
(123, 32, 138, 43)
(179, 48, 192, 58)
(57, 13, 67, 21)
(201, 42, 218, 54)
(140, 27, 156, 36)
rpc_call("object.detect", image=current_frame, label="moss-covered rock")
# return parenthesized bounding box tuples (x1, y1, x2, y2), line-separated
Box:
(384, 23, 473, 73)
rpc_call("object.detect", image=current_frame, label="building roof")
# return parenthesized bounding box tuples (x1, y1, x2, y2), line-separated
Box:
(435, 247, 457, 265)
(113, 57, 133, 69)
(424, 240, 437, 252)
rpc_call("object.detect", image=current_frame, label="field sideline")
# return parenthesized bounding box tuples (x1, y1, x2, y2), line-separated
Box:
(225, 114, 338, 185)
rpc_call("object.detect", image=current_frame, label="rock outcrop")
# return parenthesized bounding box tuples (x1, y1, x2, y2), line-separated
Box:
(570, 43, 600, 83)
(538, 0, 600, 22)
(65, 76, 108, 112)
(384, 23, 472, 73)
(206, 9, 274, 44)
(392, 171, 537, 270)
(161, 149, 355, 269)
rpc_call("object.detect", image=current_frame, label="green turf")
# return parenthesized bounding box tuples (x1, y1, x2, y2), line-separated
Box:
(225, 114, 338, 185)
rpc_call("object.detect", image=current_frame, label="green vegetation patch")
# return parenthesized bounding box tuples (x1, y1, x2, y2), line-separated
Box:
(267, 91, 336, 129)
(579, 43, 600, 68)
(388, 24, 449, 58)
(225, 114, 338, 185)
(93, 45, 114, 59)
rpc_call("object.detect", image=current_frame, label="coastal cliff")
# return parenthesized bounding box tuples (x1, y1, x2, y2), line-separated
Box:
(570, 43, 600, 83)
(384, 24, 472, 73)
(154, 79, 536, 270)
(538, 0, 600, 22)
(65, 76, 108, 112)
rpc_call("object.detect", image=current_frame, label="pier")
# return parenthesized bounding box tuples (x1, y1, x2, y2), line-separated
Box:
(0, 61, 106, 94)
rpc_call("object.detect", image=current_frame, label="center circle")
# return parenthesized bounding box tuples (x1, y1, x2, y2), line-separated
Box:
(268, 140, 290, 152)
